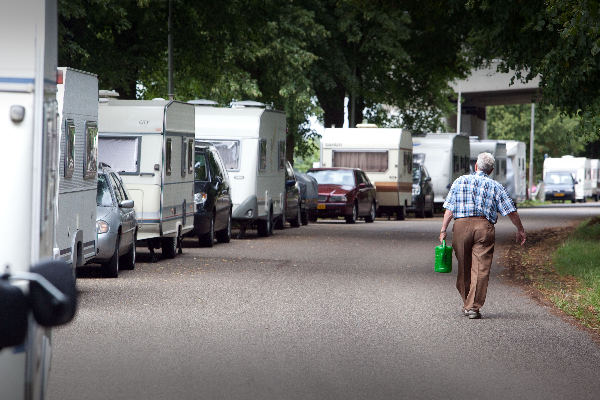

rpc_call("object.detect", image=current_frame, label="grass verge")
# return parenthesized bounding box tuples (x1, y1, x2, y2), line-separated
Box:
(501, 217, 600, 333)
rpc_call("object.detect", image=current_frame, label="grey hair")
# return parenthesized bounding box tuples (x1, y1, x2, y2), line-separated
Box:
(477, 152, 495, 174)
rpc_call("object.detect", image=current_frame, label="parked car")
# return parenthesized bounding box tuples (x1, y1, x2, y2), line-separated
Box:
(193, 142, 233, 246)
(94, 163, 137, 277)
(408, 163, 435, 218)
(307, 167, 377, 224)
(295, 171, 319, 224)
(275, 161, 302, 229)
(544, 171, 576, 203)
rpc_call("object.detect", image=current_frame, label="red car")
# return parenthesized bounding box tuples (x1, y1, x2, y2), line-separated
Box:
(307, 167, 377, 224)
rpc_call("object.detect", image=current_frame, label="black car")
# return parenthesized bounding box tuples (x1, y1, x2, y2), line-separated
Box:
(295, 171, 319, 224)
(276, 161, 302, 228)
(544, 171, 576, 202)
(193, 142, 233, 246)
(408, 163, 435, 218)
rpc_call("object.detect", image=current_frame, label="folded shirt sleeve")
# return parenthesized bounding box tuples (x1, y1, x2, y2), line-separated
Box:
(443, 180, 458, 211)
(495, 184, 517, 215)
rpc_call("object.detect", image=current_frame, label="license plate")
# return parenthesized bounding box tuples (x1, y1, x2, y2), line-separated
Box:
(555, 193, 565, 197)
(317, 204, 326, 210)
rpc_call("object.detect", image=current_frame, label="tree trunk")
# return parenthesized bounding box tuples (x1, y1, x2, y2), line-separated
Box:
(315, 84, 345, 129)
(286, 130, 295, 166)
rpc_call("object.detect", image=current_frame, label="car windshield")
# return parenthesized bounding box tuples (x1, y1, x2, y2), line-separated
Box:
(194, 151, 208, 181)
(308, 170, 355, 186)
(412, 166, 421, 184)
(545, 172, 573, 185)
(97, 174, 113, 206)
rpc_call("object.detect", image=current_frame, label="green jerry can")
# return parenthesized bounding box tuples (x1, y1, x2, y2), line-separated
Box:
(434, 240, 453, 273)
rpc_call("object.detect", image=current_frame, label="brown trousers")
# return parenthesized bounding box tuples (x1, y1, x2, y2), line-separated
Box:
(452, 217, 495, 311)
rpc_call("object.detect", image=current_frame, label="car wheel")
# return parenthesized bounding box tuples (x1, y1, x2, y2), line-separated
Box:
(102, 234, 120, 278)
(274, 205, 285, 230)
(345, 202, 358, 224)
(120, 231, 136, 270)
(257, 207, 273, 237)
(290, 202, 301, 228)
(364, 201, 376, 223)
(301, 208, 309, 225)
(199, 213, 215, 247)
(395, 206, 406, 221)
(416, 199, 425, 218)
(425, 200, 434, 218)
(216, 211, 232, 243)
(162, 235, 178, 258)
(309, 211, 318, 223)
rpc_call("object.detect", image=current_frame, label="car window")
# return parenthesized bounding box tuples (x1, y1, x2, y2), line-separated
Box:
(208, 151, 221, 180)
(412, 165, 421, 183)
(97, 174, 113, 206)
(109, 173, 124, 203)
(112, 173, 129, 200)
(308, 170, 355, 186)
(360, 171, 371, 185)
(195, 151, 208, 181)
(212, 150, 229, 183)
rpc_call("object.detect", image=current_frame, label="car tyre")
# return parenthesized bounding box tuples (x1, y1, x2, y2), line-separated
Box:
(216, 211, 232, 243)
(162, 235, 178, 258)
(290, 201, 301, 228)
(102, 234, 120, 278)
(415, 199, 425, 218)
(395, 206, 406, 221)
(199, 213, 215, 247)
(364, 202, 376, 223)
(301, 208, 309, 225)
(120, 231, 136, 270)
(425, 200, 434, 218)
(274, 206, 285, 230)
(345, 202, 358, 224)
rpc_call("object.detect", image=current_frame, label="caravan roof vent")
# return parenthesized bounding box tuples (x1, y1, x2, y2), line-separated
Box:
(356, 123, 378, 128)
(188, 99, 218, 106)
(231, 100, 265, 108)
(98, 89, 119, 98)
(562, 155, 574, 158)
(152, 97, 166, 101)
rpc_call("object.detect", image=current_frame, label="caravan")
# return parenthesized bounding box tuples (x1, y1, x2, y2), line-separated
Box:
(320, 126, 413, 219)
(192, 102, 286, 236)
(412, 133, 470, 208)
(543, 156, 592, 202)
(498, 140, 527, 203)
(56, 67, 98, 272)
(0, 1, 77, 398)
(590, 159, 599, 201)
(98, 100, 196, 259)
(469, 139, 508, 188)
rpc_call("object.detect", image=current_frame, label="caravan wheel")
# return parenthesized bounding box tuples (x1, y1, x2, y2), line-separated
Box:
(162, 236, 177, 258)
(257, 208, 273, 237)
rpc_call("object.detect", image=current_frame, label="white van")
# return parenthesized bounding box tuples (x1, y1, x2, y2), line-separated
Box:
(498, 140, 527, 203)
(590, 159, 599, 201)
(469, 139, 508, 188)
(543, 156, 592, 201)
(98, 100, 196, 259)
(192, 102, 286, 236)
(0, 1, 77, 398)
(56, 67, 98, 272)
(320, 125, 413, 219)
(412, 133, 470, 208)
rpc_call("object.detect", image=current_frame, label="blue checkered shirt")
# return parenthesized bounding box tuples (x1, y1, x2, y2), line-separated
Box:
(443, 171, 516, 224)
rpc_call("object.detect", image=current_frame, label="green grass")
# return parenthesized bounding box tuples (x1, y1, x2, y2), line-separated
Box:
(551, 218, 600, 329)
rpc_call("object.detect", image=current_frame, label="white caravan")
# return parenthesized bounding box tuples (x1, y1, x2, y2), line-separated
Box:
(192, 102, 286, 236)
(412, 133, 470, 207)
(469, 139, 508, 188)
(498, 140, 527, 203)
(590, 159, 599, 201)
(56, 67, 98, 271)
(543, 156, 592, 201)
(98, 100, 196, 259)
(320, 125, 413, 219)
(0, 1, 77, 398)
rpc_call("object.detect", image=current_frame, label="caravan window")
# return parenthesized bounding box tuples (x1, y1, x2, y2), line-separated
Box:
(188, 139, 194, 175)
(64, 119, 75, 178)
(333, 151, 388, 172)
(211, 140, 240, 171)
(98, 137, 140, 174)
(83, 121, 98, 179)
(278, 140, 286, 170)
(403, 151, 412, 174)
(259, 139, 267, 171)
(181, 137, 187, 177)
(166, 138, 172, 176)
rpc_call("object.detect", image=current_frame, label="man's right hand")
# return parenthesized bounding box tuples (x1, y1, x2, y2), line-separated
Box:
(516, 230, 526, 245)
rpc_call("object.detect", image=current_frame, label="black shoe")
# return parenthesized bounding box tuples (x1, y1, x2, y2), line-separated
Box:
(466, 310, 481, 319)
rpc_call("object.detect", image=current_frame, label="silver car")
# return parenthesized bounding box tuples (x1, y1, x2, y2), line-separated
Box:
(93, 164, 137, 277)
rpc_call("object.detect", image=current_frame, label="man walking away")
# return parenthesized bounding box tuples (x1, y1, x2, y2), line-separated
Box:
(439, 152, 526, 319)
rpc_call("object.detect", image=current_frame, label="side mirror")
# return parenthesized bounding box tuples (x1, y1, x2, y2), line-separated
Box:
(0, 280, 28, 348)
(286, 179, 296, 188)
(425, 177, 432, 182)
(119, 199, 134, 208)
(29, 259, 77, 327)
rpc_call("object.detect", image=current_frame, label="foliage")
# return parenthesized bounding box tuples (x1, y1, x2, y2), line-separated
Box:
(466, 0, 600, 140)
(487, 104, 587, 181)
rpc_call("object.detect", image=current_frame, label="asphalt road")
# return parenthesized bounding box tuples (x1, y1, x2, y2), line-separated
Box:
(49, 205, 600, 400)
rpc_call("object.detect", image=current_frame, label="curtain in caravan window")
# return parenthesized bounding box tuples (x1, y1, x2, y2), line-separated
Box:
(98, 137, 139, 173)
(211, 140, 240, 171)
(333, 151, 387, 172)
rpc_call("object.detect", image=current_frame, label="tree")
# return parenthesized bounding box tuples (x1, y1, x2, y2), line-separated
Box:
(466, 0, 600, 140)
(487, 104, 587, 181)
